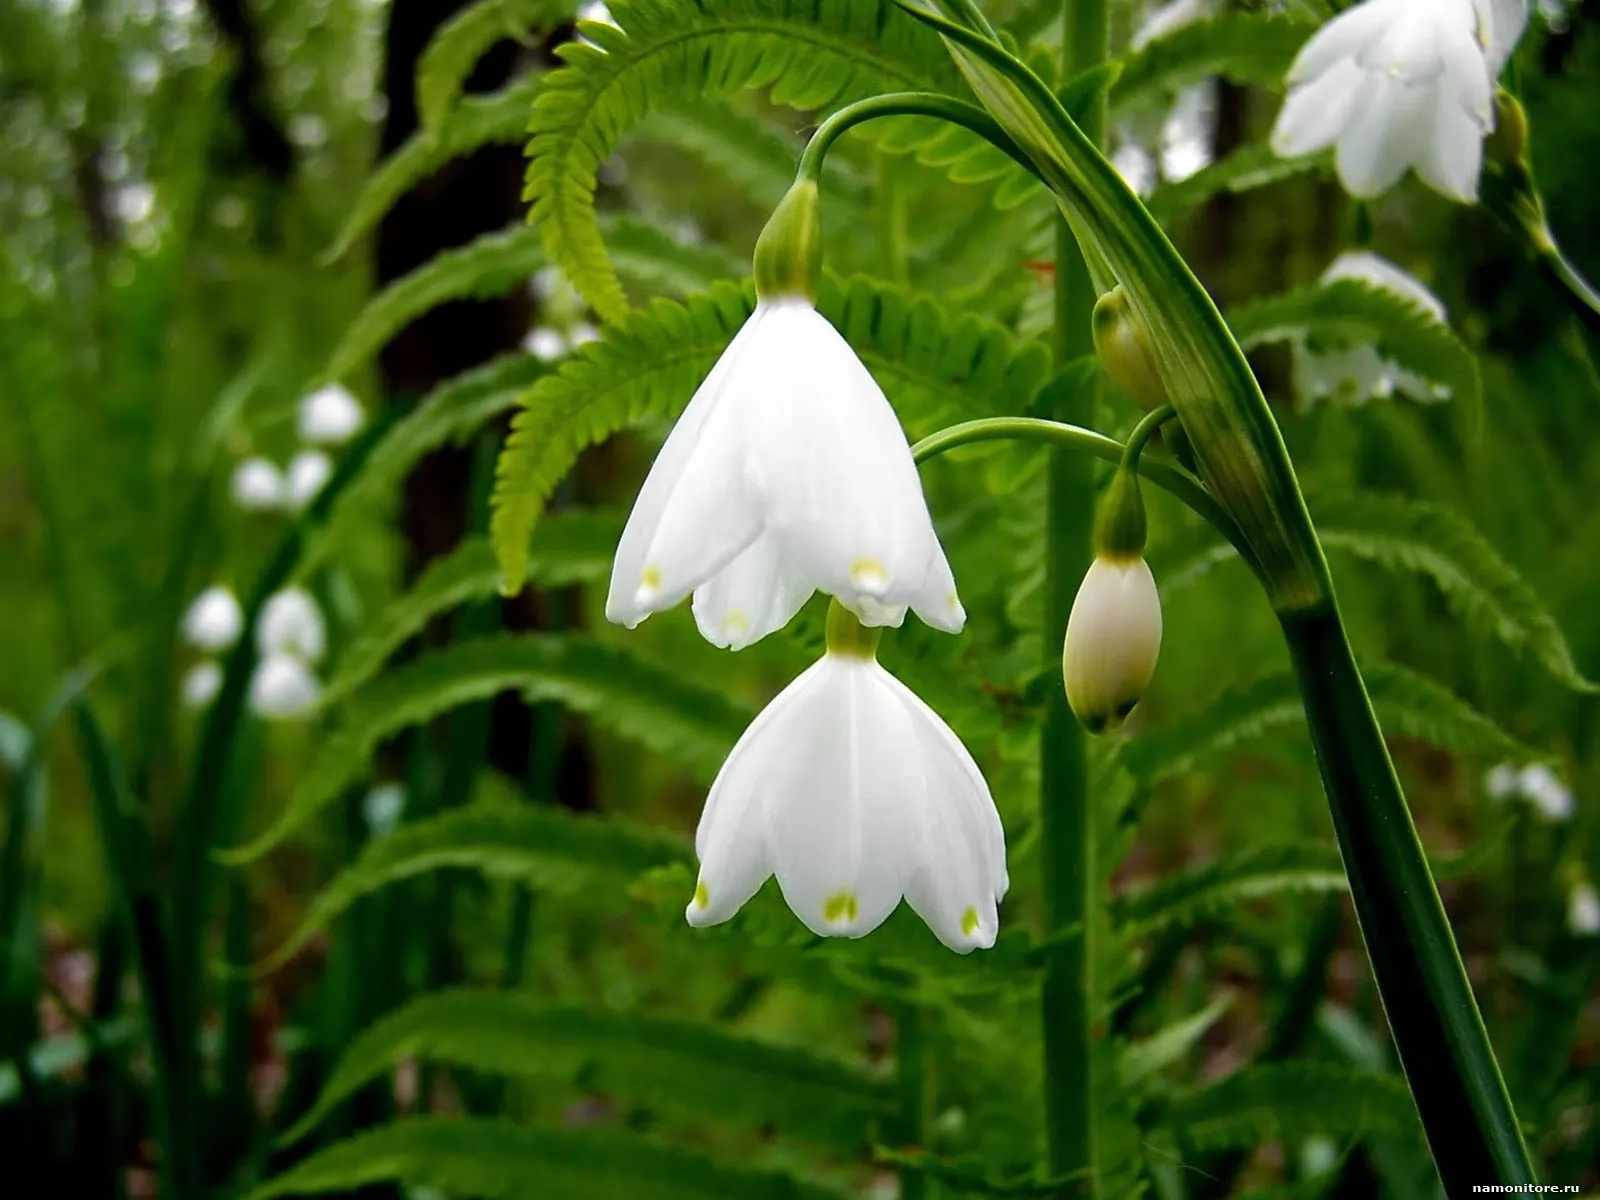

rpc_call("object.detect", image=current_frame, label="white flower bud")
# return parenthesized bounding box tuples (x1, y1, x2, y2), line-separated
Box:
(232, 458, 286, 511)
(1063, 556, 1163, 735)
(180, 661, 223, 708)
(182, 585, 243, 651)
(297, 383, 364, 445)
(286, 449, 333, 509)
(248, 653, 322, 719)
(257, 587, 326, 663)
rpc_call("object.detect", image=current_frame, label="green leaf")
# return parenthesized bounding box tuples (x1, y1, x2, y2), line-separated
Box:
(525, 0, 964, 321)
(417, 0, 570, 130)
(324, 517, 622, 702)
(1147, 141, 1326, 223)
(604, 214, 748, 299)
(250, 800, 691, 974)
(490, 274, 1050, 585)
(1313, 492, 1597, 692)
(1113, 14, 1313, 108)
(323, 226, 546, 383)
(284, 989, 897, 1147)
(248, 1117, 850, 1200)
(1110, 843, 1347, 939)
(1229, 278, 1481, 407)
(1121, 994, 1235, 1087)
(327, 73, 543, 261)
(224, 635, 750, 862)
(1160, 1064, 1418, 1151)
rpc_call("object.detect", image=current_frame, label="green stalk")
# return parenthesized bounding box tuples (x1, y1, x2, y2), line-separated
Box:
(896, 1001, 934, 1200)
(1036, 3, 1107, 1195)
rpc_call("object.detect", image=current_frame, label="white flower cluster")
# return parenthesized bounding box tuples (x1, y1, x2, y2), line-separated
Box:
(1109, 1, 1222, 198)
(230, 384, 364, 514)
(524, 267, 600, 363)
(179, 584, 327, 721)
(1484, 761, 1575, 822)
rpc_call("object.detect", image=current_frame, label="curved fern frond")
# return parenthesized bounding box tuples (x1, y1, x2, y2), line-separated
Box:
(1159, 1064, 1418, 1151)
(524, 0, 964, 320)
(327, 74, 544, 261)
(284, 990, 896, 1147)
(325, 518, 622, 701)
(251, 800, 690, 974)
(1229, 279, 1481, 406)
(1110, 843, 1347, 939)
(1121, 995, 1235, 1087)
(417, 0, 571, 130)
(604, 215, 748, 299)
(323, 226, 545, 384)
(1113, 15, 1313, 109)
(224, 635, 750, 862)
(491, 275, 1051, 585)
(248, 1118, 850, 1200)
(1147, 142, 1326, 223)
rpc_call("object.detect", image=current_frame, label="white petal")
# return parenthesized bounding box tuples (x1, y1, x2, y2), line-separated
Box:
(286, 450, 333, 509)
(1272, 59, 1367, 159)
(1569, 883, 1600, 937)
(691, 533, 814, 651)
(1322, 252, 1448, 322)
(524, 327, 567, 362)
(249, 654, 322, 719)
(181, 661, 223, 708)
(1285, 0, 1394, 87)
(1472, 0, 1528, 76)
(257, 587, 326, 663)
(183, 585, 243, 651)
(1416, 98, 1484, 201)
(1336, 74, 1431, 198)
(232, 458, 286, 511)
(298, 383, 364, 444)
(1064, 557, 1163, 731)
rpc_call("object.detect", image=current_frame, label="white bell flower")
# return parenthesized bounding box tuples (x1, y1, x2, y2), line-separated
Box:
(297, 383, 364, 445)
(1483, 761, 1519, 799)
(1568, 882, 1600, 937)
(232, 457, 286, 511)
(606, 297, 963, 649)
(248, 653, 322, 719)
(180, 660, 223, 708)
(1271, 0, 1524, 203)
(1064, 556, 1163, 734)
(1515, 763, 1574, 821)
(286, 449, 333, 509)
(524, 327, 568, 362)
(182, 585, 243, 651)
(257, 587, 326, 664)
(686, 611, 1007, 953)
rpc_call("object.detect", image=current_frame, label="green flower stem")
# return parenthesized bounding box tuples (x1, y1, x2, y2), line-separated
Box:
(796, 92, 1040, 187)
(1535, 237, 1600, 345)
(1119, 403, 1176, 471)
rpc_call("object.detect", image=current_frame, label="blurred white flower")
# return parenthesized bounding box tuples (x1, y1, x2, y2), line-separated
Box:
(1112, 139, 1158, 198)
(258, 587, 326, 664)
(577, 1, 615, 26)
(182, 585, 243, 651)
(1516, 763, 1574, 821)
(1484, 762, 1519, 799)
(363, 783, 406, 838)
(568, 323, 600, 349)
(1132, 0, 1216, 49)
(232, 458, 287, 511)
(1568, 882, 1600, 937)
(298, 383, 364, 444)
(524, 327, 568, 362)
(248, 653, 322, 719)
(286, 450, 334, 509)
(1324, 251, 1448, 321)
(180, 661, 223, 708)
(1159, 82, 1217, 183)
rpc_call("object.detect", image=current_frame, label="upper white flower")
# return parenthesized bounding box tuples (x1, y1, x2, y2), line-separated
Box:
(606, 297, 963, 649)
(686, 640, 1008, 953)
(249, 653, 322, 719)
(1271, 0, 1527, 203)
(257, 587, 326, 664)
(1569, 882, 1600, 937)
(182, 585, 243, 651)
(298, 383, 364, 445)
(286, 449, 333, 509)
(232, 457, 287, 511)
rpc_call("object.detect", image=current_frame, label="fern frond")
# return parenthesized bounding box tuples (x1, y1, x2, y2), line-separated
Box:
(284, 990, 897, 1147)
(327, 74, 543, 261)
(524, 0, 963, 320)
(604, 215, 748, 299)
(323, 226, 545, 384)
(1147, 142, 1326, 222)
(417, 0, 572, 130)
(248, 1117, 850, 1200)
(491, 275, 1050, 585)
(1160, 1064, 1418, 1150)
(1314, 492, 1596, 692)
(1229, 278, 1480, 406)
(225, 635, 750, 862)
(252, 800, 691, 973)
(1110, 843, 1347, 939)
(325, 518, 622, 702)
(1113, 14, 1313, 108)
(1121, 994, 1234, 1086)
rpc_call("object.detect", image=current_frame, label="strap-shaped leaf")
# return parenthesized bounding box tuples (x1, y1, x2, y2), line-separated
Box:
(251, 800, 690, 974)
(1160, 1064, 1418, 1151)
(491, 275, 1050, 586)
(247, 1117, 850, 1200)
(417, 0, 571, 130)
(1110, 842, 1347, 939)
(224, 635, 750, 862)
(524, 0, 964, 321)
(283, 990, 897, 1147)
(1229, 278, 1481, 406)
(1113, 14, 1313, 108)
(328, 73, 543, 261)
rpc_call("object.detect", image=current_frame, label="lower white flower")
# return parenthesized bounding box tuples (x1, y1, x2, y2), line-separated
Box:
(686, 612, 1007, 953)
(183, 585, 243, 652)
(286, 450, 333, 509)
(180, 661, 223, 708)
(1569, 882, 1600, 937)
(248, 653, 322, 719)
(258, 587, 326, 664)
(232, 458, 286, 511)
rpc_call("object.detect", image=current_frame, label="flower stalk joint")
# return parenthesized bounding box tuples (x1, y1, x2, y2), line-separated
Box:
(753, 179, 822, 302)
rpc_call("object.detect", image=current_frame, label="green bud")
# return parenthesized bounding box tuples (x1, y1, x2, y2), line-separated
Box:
(825, 599, 882, 660)
(1092, 286, 1168, 411)
(752, 179, 822, 301)
(1094, 467, 1147, 561)
(1486, 88, 1530, 170)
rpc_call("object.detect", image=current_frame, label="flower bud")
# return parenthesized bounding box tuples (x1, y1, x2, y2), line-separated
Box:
(1092, 286, 1168, 411)
(1063, 556, 1162, 735)
(752, 179, 822, 302)
(1486, 88, 1529, 171)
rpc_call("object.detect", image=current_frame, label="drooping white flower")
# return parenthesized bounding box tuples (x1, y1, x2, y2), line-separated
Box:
(1324, 251, 1448, 322)
(1063, 556, 1164, 733)
(182, 585, 243, 651)
(248, 653, 322, 719)
(297, 383, 364, 444)
(686, 614, 1007, 953)
(524, 327, 568, 362)
(1483, 762, 1519, 799)
(180, 660, 223, 708)
(232, 457, 287, 511)
(1568, 882, 1600, 937)
(1271, 0, 1525, 203)
(606, 296, 963, 649)
(286, 449, 333, 509)
(257, 587, 326, 664)
(1516, 763, 1574, 821)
